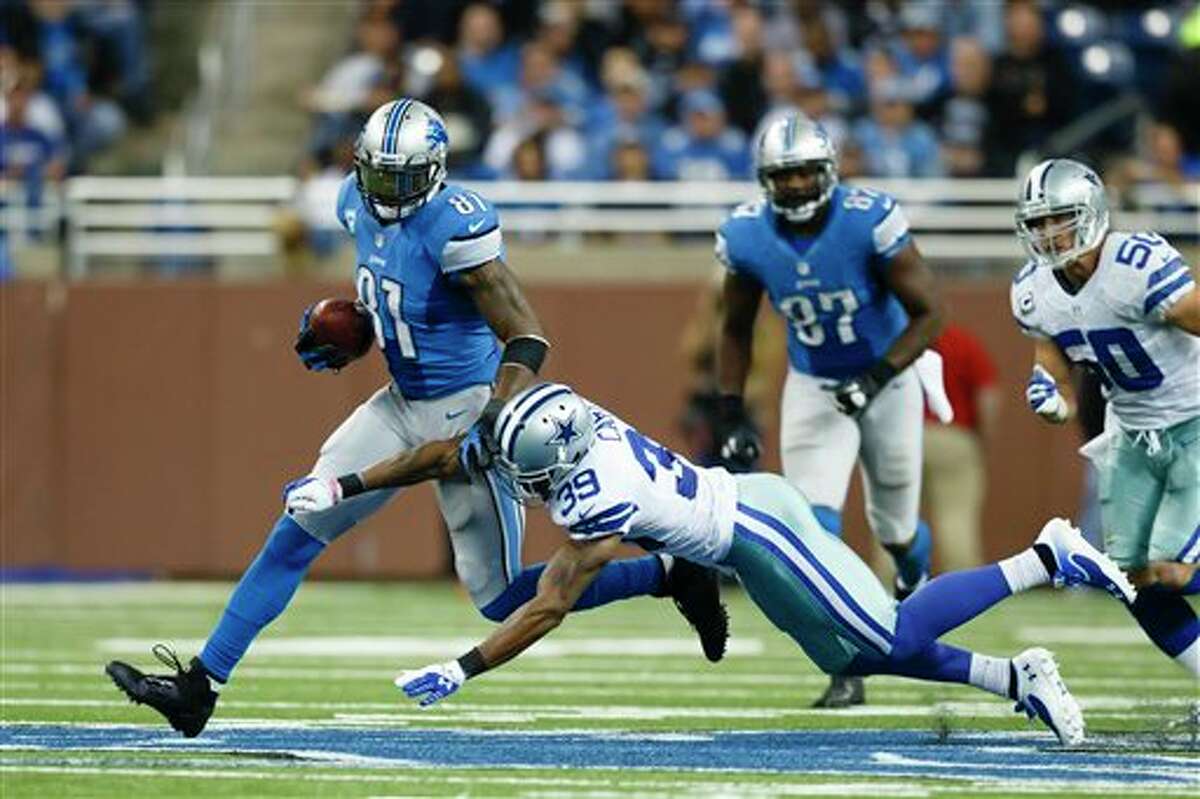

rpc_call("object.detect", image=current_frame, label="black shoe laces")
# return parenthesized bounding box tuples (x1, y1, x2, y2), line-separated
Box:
(152, 643, 185, 674)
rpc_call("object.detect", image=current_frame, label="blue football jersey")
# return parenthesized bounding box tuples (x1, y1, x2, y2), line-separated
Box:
(716, 185, 912, 379)
(336, 175, 506, 399)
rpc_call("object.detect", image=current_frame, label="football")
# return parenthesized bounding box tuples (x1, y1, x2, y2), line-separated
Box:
(306, 298, 375, 361)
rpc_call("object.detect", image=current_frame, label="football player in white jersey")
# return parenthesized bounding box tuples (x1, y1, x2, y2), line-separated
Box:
(1010, 158, 1200, 677)
(286, 382, 1147, 746)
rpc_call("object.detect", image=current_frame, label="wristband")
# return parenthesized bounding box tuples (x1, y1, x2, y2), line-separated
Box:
(337, 473, 366, 499)
(500, 335, 550, 374)
(456, 647, 488, 679)
(865, 359, 899, 387)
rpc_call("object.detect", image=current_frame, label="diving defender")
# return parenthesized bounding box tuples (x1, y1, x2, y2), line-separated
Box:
(290, 383, 1141, 746)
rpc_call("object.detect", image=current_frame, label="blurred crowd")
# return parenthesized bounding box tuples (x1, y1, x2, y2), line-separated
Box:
(1, 0, 152, 194)
(299, 0, 1200, 187)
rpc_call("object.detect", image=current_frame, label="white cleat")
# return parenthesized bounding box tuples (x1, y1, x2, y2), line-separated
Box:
(1035, 517, 1137, 605)
(1012, 647, 1085, 746)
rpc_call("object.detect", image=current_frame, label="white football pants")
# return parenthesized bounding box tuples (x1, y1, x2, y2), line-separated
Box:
(779, 366, 923, 546)
(289, 383, 524, 609)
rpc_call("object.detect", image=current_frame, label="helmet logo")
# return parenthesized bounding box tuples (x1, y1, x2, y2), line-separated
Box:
(547, 413, 581, 447)
(425, 118, 448, 148)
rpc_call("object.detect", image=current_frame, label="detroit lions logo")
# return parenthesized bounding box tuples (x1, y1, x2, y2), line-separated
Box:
(425, 118, 448, 149)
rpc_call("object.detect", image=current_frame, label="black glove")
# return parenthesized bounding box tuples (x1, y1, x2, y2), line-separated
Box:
(714, 394, 761, 473)
(828, 360, 898, 417)
(459, 397, 505, 475)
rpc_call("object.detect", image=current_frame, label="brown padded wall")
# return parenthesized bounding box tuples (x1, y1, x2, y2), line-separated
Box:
(1, 280, 1082, 577)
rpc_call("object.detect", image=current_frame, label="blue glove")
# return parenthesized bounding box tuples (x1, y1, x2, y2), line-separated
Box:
(395, 661, 466, 707)
(458, 397, 505, 476)
(1026, 365, 1068, 421)
(294, 303, 351, 372)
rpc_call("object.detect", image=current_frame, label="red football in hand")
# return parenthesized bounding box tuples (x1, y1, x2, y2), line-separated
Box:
(307, 298, 375, 360)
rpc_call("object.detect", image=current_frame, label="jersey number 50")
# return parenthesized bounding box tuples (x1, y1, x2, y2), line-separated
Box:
(356, 266, 417, 359)
(1054, 326, 1163, 391)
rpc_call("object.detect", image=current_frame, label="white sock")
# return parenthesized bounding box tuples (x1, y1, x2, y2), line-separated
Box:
(998, 548, 1051, 593)
(1174, 638, 1200, 678)
(968, 653, 1012, 699)
(657, 553, 675, 576)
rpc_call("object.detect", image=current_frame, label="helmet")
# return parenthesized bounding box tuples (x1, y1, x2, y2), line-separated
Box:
(1015, 158, 1109, 269)
(354, 99, 449, 222)
(493, 383, 596, 505)
(755, 110, 839, 223)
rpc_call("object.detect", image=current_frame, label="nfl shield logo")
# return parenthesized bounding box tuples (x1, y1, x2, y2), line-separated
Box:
(796, 261, 811, 276)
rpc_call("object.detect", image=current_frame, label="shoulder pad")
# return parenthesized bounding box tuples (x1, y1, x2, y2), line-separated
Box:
(335, 173, 360, 234)
(430, 185, 503, 273)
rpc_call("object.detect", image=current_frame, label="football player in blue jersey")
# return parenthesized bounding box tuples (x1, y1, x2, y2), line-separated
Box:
(713, 110, 946, 708)
(105, 99, 727, 737)
(288, 382, 1138, 747)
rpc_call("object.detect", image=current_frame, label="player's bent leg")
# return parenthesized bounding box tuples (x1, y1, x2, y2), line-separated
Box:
(1127, 585, 1200, 677)
(725, 474, 898, 695)
(779, 369, 860, 532)
(857, 369, 927, 594)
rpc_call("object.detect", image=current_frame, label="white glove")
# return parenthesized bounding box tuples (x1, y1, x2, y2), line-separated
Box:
(283, 475, 343, 515)
(395, 660, 465, 707)
(1026, 365, 1069, 422)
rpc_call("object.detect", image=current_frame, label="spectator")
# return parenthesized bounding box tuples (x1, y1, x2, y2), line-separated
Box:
(853, 78, 943, 177)
(888, 2, 953, 121)
(457, 2, 521, 110)
(489, 40, 590, 126)
(1, 59, 67, 207)
(983, 0, 1075, 176)
(715, 4, 768, 136)
(585, 51, 666, 177)
(409, 42, 492, 177)
(483, 88, 589, 180)
(922, 323, 1001, 570)
(652, 89, 749, 180)
(940, 37, 991, 177)
(800, 12, 867, 116)
(611, 137, 651, 182)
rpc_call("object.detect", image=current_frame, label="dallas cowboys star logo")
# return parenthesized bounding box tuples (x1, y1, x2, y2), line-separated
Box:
(547, 413, 580, 447)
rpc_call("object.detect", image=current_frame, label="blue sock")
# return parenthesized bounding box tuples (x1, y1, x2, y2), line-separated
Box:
(811, 505, 843, 538)
(891, 565, 1011, 657)
(1128, 586, 1200, 658)
(199, 515, 325, 681)
(891, 520, 933, 587)
(480, 555, 665, 622)
(845, 642, 973, 685)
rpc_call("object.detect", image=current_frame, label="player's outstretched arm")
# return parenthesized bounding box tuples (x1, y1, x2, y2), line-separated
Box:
(395, 535, 622, 707)
(879, 242, 945, 372)
(283, 438, 464, 515)
(1163, 285, 1200, 335)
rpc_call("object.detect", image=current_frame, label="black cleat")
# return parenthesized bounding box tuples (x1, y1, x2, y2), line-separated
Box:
(662, 558, 729, 662)
(893, 572, 929, 602)
(811, 674, 866, 708)
(106, 645, 217, 738)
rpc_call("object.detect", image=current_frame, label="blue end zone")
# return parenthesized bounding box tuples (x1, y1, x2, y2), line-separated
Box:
(2, 724, 1196, 786)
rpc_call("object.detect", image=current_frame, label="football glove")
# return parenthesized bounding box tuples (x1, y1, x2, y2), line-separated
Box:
(828, 360, 898, 418)
(714, 394, 761, 472)
(1026, 365, 1069, 422)
(294, 303, 351, 372)
(458, 397, 505, 475)
(283, 475, 342, 515)
(395, 660, 465, 707)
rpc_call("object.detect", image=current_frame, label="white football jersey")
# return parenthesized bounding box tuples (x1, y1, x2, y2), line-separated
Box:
(548, 405, 739, 566)
(1010, 230, 1198, 430)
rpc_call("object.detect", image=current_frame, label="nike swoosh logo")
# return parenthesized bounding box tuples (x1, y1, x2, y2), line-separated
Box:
(445, 409, 469, 420)
(467, 219, 486, 234)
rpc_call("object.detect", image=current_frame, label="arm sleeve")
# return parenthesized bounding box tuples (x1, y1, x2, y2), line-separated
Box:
(566, 502, 639, 541)
(871, 198, 911, 261)
(437, 196, 505, 274)
(1142, 247, 1194, 322)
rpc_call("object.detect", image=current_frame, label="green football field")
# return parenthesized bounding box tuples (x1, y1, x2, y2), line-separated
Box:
(1, 580, 1196, 798)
